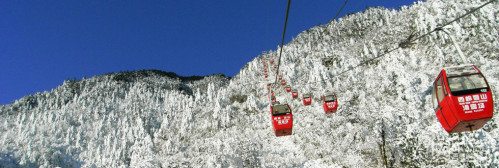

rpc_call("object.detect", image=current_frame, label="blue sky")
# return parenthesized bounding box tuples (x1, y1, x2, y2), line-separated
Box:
(0, 0, 421, 105)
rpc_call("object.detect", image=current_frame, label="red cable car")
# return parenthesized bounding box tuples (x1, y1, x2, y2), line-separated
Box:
(432, 65, 493, 133)
(264, 69, 268, 73)
(274, 65, 277, 69)
(265, 74, 268, 78)
(270, 103, 293, 136)
(285, 85, 292, 92)
(303, 93, 312, 106)
(323, 93, 338, 114)
(276, 71, 279, 74)
(278, 76, 282, 80)
(267, 83, 271, 90)
(270, 59, 274, 64)
(268, 91, 274, 99)
(271, 95, 276, 103)
(281, 80, 286, 86)
(292, 91, 298, 98)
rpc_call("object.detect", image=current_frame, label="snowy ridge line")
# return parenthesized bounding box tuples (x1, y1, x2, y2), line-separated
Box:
(286, 0, 498, 89)
(332, 0, 350, 21)
(332, 0, 496, 75)
(410, 0, 498, 43)
(256, 0, 496, 92)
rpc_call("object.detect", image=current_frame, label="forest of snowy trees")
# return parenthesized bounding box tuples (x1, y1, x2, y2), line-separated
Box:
(1, 0, 498, 167)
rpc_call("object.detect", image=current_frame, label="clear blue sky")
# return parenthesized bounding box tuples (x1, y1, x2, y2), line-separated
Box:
(0, 0, 421, 105)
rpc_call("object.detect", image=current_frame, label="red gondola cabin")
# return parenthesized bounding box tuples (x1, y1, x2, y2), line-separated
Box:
(265, 74, 268, 78)
(323, 93, 338, 114)
(303, 93, 312, 106)
(278, 76, 282, 80)
(270, 103, 293, 136)
(264, 69, 268, 73)
(285, 85, 292, 92)
(432, 65, 493, 133)
(281, 80, 286, 86)
(274, 65, 277, 69)
(268, 91, 274, 100)
(292, 91, 298, 98)
(267, 84, 271, 90)
(270, 59, 274, 64)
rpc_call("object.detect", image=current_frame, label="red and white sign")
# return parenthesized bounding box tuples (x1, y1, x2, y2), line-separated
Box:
(326, 102, 335, 108)
(274, 116, 291, 125)
(458, 93, 488, 114)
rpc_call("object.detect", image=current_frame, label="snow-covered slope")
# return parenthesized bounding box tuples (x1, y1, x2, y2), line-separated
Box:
(1, 0, 498, 167)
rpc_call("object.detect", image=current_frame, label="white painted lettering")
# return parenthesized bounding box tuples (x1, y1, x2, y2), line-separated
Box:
(478, 103, 485, 109)
(463, 105, 470, 111)
(480, 94, 487, 100)
(470, 104, 477, 110)
(473, 95, 480, 101)
(458, 97, 465, 103)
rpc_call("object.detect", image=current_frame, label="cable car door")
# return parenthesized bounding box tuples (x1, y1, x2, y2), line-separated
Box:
(433, 74, 458, 132)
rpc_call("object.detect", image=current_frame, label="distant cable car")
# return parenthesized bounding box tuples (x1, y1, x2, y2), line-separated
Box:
(267, 83, 271, 90)
(274, 65, 277, 69)
(271, 96, 277, 103)
(270, 59, 274, 64)
(303, 93, 312, 106)
(264, 69, 268, 73)
(432, 65, 493, 133)
(276, 71, 279, 74)
(281, 80, 286, 86)
(270, 103, 293, 136)
(292, 91, 298, 98)
(265, 74, 268, 78)
(268, 91, 274, 99)
(278, 76, 282, 80)
(323, 93, 338, 114)
(285, 85, 292, 92)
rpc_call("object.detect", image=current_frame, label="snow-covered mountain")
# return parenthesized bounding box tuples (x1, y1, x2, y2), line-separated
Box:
(1, 0, 498, 167)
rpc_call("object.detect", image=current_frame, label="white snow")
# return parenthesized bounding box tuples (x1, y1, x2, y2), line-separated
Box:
(1, 0, 499, 167)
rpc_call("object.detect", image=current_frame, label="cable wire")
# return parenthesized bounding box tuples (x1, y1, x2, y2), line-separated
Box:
(290, 0, 497, 88)
(332, 0, 350, 21)
(335, 0, 496, 76)
(249, 0, 496, 95)
(274, 0, 292, 85)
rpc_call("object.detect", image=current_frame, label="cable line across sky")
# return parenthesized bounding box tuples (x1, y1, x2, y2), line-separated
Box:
(290, 0, 497, 88)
